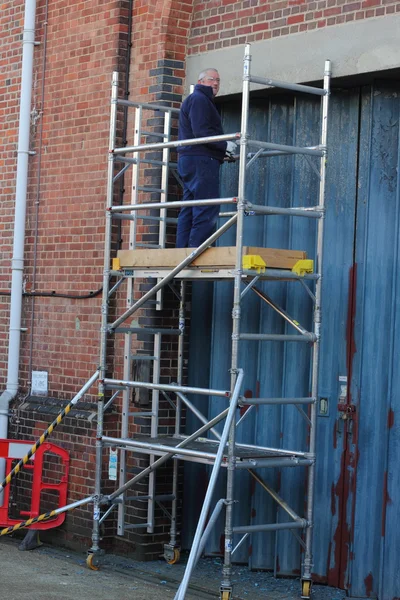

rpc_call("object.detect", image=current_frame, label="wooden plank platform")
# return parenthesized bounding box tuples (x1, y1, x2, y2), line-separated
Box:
(117, 246, 307, 270)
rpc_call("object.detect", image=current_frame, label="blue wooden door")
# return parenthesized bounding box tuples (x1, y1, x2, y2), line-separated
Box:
(182, 82, 400, 600)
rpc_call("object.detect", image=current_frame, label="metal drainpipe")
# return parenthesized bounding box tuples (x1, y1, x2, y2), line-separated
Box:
(0, 0, 37, 442)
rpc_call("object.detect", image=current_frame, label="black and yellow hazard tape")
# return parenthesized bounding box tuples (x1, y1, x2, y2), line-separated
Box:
(0, 493, 95, 537)
(0, 402, 73, 493)
(0, 509, 59, 536)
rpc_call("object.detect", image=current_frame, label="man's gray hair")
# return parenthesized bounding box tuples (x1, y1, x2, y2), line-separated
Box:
(198, 68, 219, 80)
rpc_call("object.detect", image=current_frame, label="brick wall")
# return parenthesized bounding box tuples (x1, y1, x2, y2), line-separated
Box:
(107, 0, 194, 558)
(1, 0, 132, 549)
(188, 0, 400, 54)
(1, 0, 194, 559)
(1, 0, 130, 394)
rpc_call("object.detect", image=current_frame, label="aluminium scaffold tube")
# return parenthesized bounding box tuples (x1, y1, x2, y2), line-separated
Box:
(175, 369, 244, 600)
(0, 495, 94, 537)
(301, 59, 331, 588)
(249, 74, 327, 96)
(113, 132, 240, 155)
(220, 44, 252, 598)
(251, 285, 311, 336)
(0, 370, 99, 494)
(174, 498, 227, 598)
(104, 379, 230, 398)
(168, 281, 186, 550)
(110, 213, 238, 330)
(90, 70, 120, 557)
(106, 404, 231, 504)
(245, 202, 323, 219)
(248, 138, 324, 157)
(110, 197, 236, 212)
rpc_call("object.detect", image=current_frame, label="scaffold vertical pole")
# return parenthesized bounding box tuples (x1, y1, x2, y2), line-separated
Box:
(301, 59, 331, 599)
(118, 104, 142, 536)
(220, 43, 251, 600)
(165, 281, 186, 563)
(88, 71, 119, 564)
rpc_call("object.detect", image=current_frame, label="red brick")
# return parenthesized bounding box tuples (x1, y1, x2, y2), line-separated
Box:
(287, 13, 305, 22)
(252, 21, 270, 31)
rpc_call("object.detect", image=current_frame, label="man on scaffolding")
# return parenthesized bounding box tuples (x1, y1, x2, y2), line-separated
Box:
(176, 68, 236, 248)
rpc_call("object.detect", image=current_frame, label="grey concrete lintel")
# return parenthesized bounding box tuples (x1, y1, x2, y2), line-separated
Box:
(185, 14, 400, 97)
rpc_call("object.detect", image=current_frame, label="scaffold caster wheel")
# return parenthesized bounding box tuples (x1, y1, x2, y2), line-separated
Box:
(164, 544, 180, 565)
(167, 548, 180, 565)
(301, 579, 312, 599)
(86, 552, 100, 571)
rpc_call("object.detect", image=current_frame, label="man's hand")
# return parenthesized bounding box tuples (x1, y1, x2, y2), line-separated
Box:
(225, 140, 237, 161)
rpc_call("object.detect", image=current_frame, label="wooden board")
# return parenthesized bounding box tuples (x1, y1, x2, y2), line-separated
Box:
(117, 246, 307, 270)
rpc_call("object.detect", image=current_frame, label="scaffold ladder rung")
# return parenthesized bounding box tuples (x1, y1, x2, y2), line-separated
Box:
(239, 332, 317, 342)
(242, 397, 316, 406)
(114, 327, 181, 335)
(249, 74, 327, 96)
(137, 186, 165, 193)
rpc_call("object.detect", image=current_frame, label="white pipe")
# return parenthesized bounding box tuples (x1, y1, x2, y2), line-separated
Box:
(0, 0, 37, 441)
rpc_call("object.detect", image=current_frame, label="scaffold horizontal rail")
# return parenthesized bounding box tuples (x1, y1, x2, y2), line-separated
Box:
(249, 74, 327, 96)
(239, 333, 317, 342)
(233, 520, 307, 534)
(235, 457, 314, 469)
(114, 432, 310, 460)
(137, 186, 165, 193)
(102, 436, 223, 462)
(140, 215, 178, 223)
(141, 130, 167, 138)
(115, 156, 178, 168)
(116, 98, 180, 113)
(122, 494, 175, 502)
(241, 397, 316, 405)
(111, 214, 178, 224)
(113, 132, 240, 155)
(113, 327, 182, 335)
(110, 197, 236, 212)
(107, 406, 232, 503)
(244, 268, 319, 280)
(111, 268, 319, 282)
(123, 523, 151, 530)
(245, 202, 324, 218)
(103, 378, 231, 397)
(232, 440, 310, 458)
(249, 139, 325, 157)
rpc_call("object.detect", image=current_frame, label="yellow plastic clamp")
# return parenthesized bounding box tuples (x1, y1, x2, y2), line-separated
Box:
(292, 259, 314, 276)
(242, 254, 266, 274)
(112, 257, 121, 271)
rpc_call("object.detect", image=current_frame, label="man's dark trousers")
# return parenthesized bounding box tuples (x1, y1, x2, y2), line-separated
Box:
(176, 155, 220, 248)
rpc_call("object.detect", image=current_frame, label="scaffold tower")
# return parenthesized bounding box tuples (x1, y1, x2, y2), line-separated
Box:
(87, 44, 331, 600)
